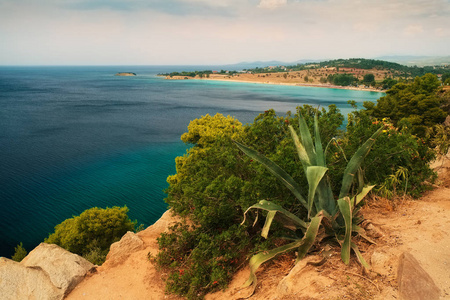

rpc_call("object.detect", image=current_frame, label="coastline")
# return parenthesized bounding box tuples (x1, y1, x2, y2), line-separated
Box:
(165, 76, 385, 93)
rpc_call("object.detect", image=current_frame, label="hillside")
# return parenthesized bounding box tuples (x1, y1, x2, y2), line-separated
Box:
(65, 156, 450, 300)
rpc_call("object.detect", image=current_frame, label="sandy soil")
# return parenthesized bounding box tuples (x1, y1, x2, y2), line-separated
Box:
(66, 157, 450, 300)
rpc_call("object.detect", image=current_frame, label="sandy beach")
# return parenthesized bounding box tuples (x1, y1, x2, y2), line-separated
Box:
(165, 68, 390, 93)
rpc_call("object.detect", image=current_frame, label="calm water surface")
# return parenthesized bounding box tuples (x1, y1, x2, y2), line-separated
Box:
(0, 66, 383, 257)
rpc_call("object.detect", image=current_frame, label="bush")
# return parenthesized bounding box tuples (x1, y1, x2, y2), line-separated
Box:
(11, 242, 27, 262)
(45, 206, 136, 264)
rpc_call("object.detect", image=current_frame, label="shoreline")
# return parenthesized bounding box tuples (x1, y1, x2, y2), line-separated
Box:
(165, 76, 385, 93)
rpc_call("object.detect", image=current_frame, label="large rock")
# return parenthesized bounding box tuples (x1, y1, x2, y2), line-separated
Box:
(397, 252, 441, 300)
(0, 257, 62, 300)
(103, 231, 144, 268)
(0, 243, 94, 300)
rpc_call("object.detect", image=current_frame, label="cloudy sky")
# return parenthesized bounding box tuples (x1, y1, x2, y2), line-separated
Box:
(1, 0, 449, 65)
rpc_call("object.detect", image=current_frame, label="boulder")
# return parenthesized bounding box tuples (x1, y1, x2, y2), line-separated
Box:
(104, 231, 144, 268)
(397, 252, 440, 300)
(21, 243, 94, 293)
(0, 257, 62, 300)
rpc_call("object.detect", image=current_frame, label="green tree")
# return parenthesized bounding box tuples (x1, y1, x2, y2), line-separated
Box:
(442, 73, 450, 85)
(45, 206, 136, 264)
(11, 242, 28, 262)
(363, 73, 375, 85)
(364, 73, 446, 138)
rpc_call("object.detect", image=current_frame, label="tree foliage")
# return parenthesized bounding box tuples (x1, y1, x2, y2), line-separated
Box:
(45, 206, 136, 265)
(11, 242, 28, 262)
(364, 73, 446, 138)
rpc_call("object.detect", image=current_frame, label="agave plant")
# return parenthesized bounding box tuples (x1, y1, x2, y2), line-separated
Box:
(235, 110, 384, 289)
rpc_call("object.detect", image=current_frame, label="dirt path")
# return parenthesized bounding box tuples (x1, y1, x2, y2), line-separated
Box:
(66, 160, 450, 300)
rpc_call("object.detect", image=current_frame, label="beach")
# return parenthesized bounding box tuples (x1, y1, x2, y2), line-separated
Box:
(165, 68, 389, 93)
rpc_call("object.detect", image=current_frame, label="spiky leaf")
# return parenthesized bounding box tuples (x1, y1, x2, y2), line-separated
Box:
(235, 141, 308, 209)
(337, 197, 352, 264)
(339, 126, 384, 199)
(306, 166, 328, 218)
(241, 200, 307, 231)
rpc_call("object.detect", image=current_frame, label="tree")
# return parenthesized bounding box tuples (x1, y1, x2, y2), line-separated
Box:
(11, 242, 28, 262)
(363, 73, 375, 85)
(45, 206, 136, 264)
(364, 73, 446, 138)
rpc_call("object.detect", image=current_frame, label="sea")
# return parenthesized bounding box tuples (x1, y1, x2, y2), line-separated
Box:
(0, 65, 384, 258)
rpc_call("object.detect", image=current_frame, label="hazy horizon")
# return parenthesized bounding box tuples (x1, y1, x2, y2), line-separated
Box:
(1, 0, 449, 66)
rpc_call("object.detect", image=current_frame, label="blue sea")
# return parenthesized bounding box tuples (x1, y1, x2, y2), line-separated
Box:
(0, 66, 383, 258)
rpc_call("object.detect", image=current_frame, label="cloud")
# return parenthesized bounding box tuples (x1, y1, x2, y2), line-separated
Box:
(258, 0, 287, 9)
(404, 24, 424, 36)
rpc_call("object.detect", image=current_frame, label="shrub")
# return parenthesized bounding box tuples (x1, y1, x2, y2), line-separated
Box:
(11, 242, 28, 262)
(157, 108, 344, 299)
(45, 206, 136, 264)
(235, 109, 383, 290)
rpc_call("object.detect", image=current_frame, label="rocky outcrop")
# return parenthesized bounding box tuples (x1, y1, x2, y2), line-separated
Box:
(397, 252, 441, 300)
(0, 257, 62, 300)
(0, 243, 94, 300)
(103, 231, 144, 268)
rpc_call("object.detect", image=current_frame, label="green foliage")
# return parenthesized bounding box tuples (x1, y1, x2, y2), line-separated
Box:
(235, 109, 382, 289)
(341, 107, 436, 198)
(11, 242, 27, 262)
(327, 73, 357, 86)
(45, 206, 136, 264)
(363, 73, 375, 85)
(158, 108, 343, 299)
(364, 74, 446, 138)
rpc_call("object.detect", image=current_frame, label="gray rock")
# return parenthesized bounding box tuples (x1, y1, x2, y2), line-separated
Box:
(397, 252, 440, 300)
(21, 243, 94, 294)
(0, 257, 62, 300)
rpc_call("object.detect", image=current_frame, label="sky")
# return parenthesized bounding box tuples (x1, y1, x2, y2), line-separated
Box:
(0, 0, 449, 65)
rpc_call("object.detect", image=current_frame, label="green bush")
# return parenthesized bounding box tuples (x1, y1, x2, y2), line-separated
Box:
(364, 73, 446, 138)
(338, 106, 436, 198)
(11, 242, 28, 262)
(45, 206, 136, 264)
(157, 104, 438, 299)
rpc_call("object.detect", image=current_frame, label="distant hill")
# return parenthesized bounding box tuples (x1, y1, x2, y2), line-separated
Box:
(376, 56, 450, 67)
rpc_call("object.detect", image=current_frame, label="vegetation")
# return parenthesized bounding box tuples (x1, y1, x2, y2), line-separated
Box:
(45, 206, 137, 265)
(327, 73, 358, 86)
(235, 110, 383, 290)
(11, 242, 28, 262)
(155, 79, 442, 298)
(363, 73, 447, 138)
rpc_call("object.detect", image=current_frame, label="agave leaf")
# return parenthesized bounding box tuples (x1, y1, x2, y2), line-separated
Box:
(235, 141, 308, 210)
(243, 239, 304, 289)
(295, 214, 323, 263)
(261, 211, 276, 239)
(353, 185, 375, 208)
(244, 215, 323, 289)
(288, 125, 311, 169)
(351, 242, 371, 270)
(339, 126, 384, 199)
(306, 166, 328, 219)
(241, 200, 307, 231)
(313, 114, 325, 167)
(337, 197, 352, 264)
(297, 110, 316, 165)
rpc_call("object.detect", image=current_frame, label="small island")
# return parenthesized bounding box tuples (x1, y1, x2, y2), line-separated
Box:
(115, 72, 136, 76)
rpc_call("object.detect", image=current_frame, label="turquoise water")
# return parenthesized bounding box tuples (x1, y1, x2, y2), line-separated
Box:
(0, 66, 383, 257)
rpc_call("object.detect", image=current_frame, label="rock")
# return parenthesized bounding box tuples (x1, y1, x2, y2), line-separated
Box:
(371, 250, 393, 276)
(397, 252, 440, 300)
(277, 256, 334, 297)
(104, 231, 144, 268)
(0, 257, 62, 300)
(21, 243, 95, 295)
(115, 72, 136, 76)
